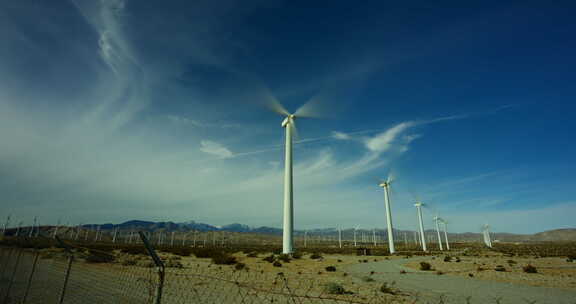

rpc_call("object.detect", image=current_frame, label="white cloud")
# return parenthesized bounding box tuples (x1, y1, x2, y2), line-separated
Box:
(364, 121, 416, 153)
(200, 140, 233, 158)
(331, 131, 350, 140)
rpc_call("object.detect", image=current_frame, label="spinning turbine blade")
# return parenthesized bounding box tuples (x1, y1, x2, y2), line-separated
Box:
(294, 98, 329, 118)
(290, 119, 300, 141)
(269, 99, 290, 116)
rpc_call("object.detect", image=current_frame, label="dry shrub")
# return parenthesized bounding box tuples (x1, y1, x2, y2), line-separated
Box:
(494, 265, 506, 272)
(325, 266, 336, 272)
(211, 252, 237, 265)
(523, 264, 537, 273)
(235, 263, 246, 270)
(379, 282, 396, 295)
(419, 262, 432, 271)
(324, 282, 345, 294)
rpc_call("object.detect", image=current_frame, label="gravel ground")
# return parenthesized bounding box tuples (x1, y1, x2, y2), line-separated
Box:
(345, 256, 576, 304)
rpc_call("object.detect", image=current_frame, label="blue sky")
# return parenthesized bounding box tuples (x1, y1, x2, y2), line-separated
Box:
(1, 0, 575, 233)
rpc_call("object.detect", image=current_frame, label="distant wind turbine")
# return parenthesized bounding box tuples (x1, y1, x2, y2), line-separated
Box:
(414, 201, 427, 252)
(440, 218, 450, 250)
(433, 216, 444, 251)
(1, 215, 10, 236)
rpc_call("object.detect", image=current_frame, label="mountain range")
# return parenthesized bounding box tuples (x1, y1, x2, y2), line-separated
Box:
(82, 220, 576, 242)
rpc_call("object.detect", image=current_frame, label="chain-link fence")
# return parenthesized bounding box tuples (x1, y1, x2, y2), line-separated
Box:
(0, 235, 403, 304)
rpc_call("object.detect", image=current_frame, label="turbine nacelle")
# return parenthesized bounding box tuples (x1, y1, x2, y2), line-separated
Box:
(414, 202, 423, 207)
(281, 114, 295, 128)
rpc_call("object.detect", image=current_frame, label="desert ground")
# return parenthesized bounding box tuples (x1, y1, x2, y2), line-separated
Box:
(2, 238, 576, 303)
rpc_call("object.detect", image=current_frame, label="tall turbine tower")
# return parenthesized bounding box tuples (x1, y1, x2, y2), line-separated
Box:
(433, 216, 444, 251)
(414, 201, 427, 252)
(265, 99, 321, 255)
(281, 114, 295, 254)
(379, 175, 395, 254)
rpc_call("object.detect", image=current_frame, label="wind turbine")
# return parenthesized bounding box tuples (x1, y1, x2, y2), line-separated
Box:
(482, 224, 493, 248)
(265, 98, 322, 254)
(433, 216, 444, 251)
(440, 218, 450, 250)
(379, 175, 396, 254)
(28, 216, 37, 238)
(414, 201, 427, 252)
(1, 215, 10, 236)
(353, 225, 360, 247)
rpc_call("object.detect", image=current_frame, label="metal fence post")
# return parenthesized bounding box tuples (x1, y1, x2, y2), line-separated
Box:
(22, 251, 40, 303)
(55, 236, 74, 304)
(2, 248, 22, 304)
(139, 231, 165, 304)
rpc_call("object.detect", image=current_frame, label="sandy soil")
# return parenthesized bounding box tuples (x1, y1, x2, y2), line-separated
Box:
(403, 254, 576, 289)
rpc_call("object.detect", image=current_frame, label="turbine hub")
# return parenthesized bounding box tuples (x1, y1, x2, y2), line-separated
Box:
(281, 114, 295, 128)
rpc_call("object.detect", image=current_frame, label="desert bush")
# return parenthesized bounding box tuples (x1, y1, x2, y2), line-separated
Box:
(494, 265, 506, 272)
(443, 256, 452, 262)
(211, 252, 237, 265)
(291, 251, 302, 259)
(246, 252, 258, 258)
(120, 257, 138, 266)
(310, 253, 322, 259)
(193, 248, 223, 259)
(273, 261, 282, 267)
(361, 276, 375, 282)
(507, 259, 517, 265)
(120, 246, 148, 255)
(455, 257, 461, 262)
(165, 247, 192, 257)
(235, 263, 246, 270)
(523, 264, 537, 273)
(325, 266, 336, 272)
(166, 260, 183, 268)
(399, 270, 406, 274)
(85, 250, 115, 263)
(278, 254, 291, 263)
(137, 260, 154, 268)
(379, 282, 395, 295)
(262, 255, 275, 263)
(436, 271, 444, 275)
(419, 262, 432, 271)
(324, 282, 345, 294)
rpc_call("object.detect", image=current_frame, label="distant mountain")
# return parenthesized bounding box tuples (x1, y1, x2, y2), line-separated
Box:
(77, 220, 575, 242)
(530, 228, 576, 242)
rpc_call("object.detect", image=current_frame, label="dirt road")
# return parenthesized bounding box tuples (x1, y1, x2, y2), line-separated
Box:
(345, 257, 576, 304)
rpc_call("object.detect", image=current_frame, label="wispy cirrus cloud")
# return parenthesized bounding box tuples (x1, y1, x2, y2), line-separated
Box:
(200, 140, 234, 159)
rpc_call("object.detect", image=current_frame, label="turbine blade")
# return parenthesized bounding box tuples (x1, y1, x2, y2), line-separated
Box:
(291, 119, 300, 141)
(265, 97, 290, 116)
(294, 98, 330, 118)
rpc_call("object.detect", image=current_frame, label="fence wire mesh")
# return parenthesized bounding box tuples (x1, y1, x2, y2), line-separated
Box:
(0, 239, 404, 304)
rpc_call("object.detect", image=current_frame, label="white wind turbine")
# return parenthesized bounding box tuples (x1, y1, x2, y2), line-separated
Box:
(2, 215, 10, 236)
(378, 174, 395, 254)
(482, 224, 493, 248)
(414, 201, 427, 252)
(440, 218, 450, 250)
(433, 215, 444, 251)
(265, 98, 323, 254)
